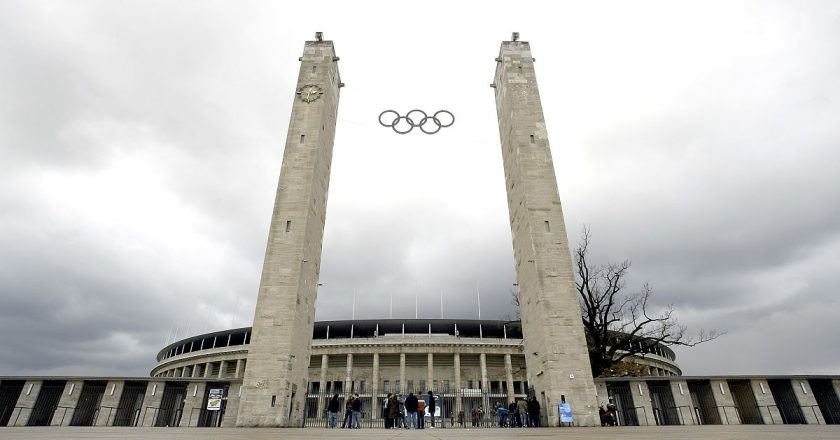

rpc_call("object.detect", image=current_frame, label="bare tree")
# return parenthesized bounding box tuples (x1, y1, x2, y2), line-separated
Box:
(575, 226, 724, 377)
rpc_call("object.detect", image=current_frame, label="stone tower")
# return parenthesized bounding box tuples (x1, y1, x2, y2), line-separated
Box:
(493, 35, 599, 426)
(237, 35, 341, 427)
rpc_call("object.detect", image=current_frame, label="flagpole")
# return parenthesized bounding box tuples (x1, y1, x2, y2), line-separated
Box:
(352, 287, 356, 320)
(476, 282, 481, 320)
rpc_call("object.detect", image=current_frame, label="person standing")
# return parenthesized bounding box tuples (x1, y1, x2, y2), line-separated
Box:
(427, 391, 436, 428)
(404, 392, 418, 428)
(342, 395, 354, 428)
(517, 398, 529, 427)
(397, 393, 406, 428)
(384, 393, 393, 429)
(417, 396, 426, 429)
(351, 393, 362, 428)
(327, 394, 340, 428)
(528, 396, 541, 427)
(508, 401, 518, 427)
(387, 393, 400, 429)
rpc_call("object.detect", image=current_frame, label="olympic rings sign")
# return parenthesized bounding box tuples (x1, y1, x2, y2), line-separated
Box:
(378, 109, 455, 135)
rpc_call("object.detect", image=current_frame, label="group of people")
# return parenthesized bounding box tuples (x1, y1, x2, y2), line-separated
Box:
(599, 402, 618, 426)
(326, 393, 363, 428)
(383, 391, 436, 429)
(489, 397, 541, 428)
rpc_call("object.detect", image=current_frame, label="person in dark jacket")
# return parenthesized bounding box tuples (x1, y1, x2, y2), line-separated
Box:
(528, 396, 541, 427)
(404, 392, 419, 428)
(427, 391, 436, 428)
(327, 394, 340, 428)
(387, 393, 401, 428)
(351, 393, 362, 428)
(509, 401, 518, 427)
(384, 393, 393, 429)
(342, 395, 354, 428)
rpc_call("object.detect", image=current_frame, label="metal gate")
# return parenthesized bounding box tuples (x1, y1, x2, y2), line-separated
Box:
(647, 381, 680, 425)
(606, 382, 638, 426)
(112, 381, 146, 426)
(728, 380, 763, 424)
(809, 379, 840, 424)
(0, 380, 25, 426)
(768, 379, 805, 424)
(688, 380, 721, 425)
(27, 380, 66, 426)
(153, 382, 186, 427)
(70, 381, 106, 426)
(196, 383, 228, 427)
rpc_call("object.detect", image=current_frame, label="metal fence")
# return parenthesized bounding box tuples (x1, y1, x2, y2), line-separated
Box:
(302, 387, 538, 429)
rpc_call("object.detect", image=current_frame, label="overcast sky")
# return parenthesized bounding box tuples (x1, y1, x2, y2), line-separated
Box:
(1, 1, 839, 377)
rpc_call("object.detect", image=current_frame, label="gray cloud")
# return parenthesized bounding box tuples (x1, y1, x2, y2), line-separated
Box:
(1, 1, 839, 378)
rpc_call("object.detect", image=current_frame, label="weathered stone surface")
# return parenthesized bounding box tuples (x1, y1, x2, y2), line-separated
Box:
(493, 39, 599, 426)
(236, 38, 341, 427)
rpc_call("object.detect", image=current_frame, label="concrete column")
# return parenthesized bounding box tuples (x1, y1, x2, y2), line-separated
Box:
(139, 381, 165, 427)
(182, 366, 191, 378)
(791, 379, 824, 424)
(204, 362, 212, 379)
(427, 353, 434, 393)
(669, 380, 696, 425)
(750, 378, 783, 424)
(372, 353, 380, 393)
(345, 353, 354, 394)
(51, 380, 85, 426)
(11, 381, 41, 426)
(399, 353, 406, 393)
(480, 353, 488, 392)
(504, 354, 515, 404)
(454, 353, 462, 417)
(218, 360, 227, 379)
(96, 381, 126, 426)
(180, 382, 207, 427)
(630, 380, 654, 426)
(192, 364, 201, 378)
(710, 380, 740, 424)
(317, 354, 328, 417)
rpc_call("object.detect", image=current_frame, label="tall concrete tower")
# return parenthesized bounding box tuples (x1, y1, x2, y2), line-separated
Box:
(493, 36, 599, 426)
(237, 35, 341, 427)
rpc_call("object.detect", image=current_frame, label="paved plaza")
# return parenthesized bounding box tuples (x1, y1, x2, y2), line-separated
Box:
(1, 426, 840, 440)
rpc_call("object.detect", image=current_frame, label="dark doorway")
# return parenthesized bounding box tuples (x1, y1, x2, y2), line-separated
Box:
(27, 380, 66, 426)
(606, 382, 638, 426)
(768, 379, 805, 424)
(809, 379, 840, 424)
(154, 382, 187, 427)
(728, 380, 763, 424)
(197, 382, 229, 427)
(0, 380, 25, 426)
(70, 381, 106, 426)
(647, 381, 679, 425)
(688, 380, 721, 425)
(113, 381, 146, 426)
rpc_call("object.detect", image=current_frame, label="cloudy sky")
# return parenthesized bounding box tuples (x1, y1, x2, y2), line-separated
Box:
(1, 1, 838, 377)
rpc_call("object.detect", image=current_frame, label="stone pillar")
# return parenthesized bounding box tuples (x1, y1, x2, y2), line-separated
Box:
(11, 380, 41, 426)
(192, 364, 201, 378)
(669, 380, 696, 425)
(182, 366, 191, 378)
(238, 36, 343, 427)
(493, 37, 599, 425)
(345, 353, 354, 394)
(504, 354, 515, 404)
(399, 353, 406, 393)
(454, 353, 462, 417)
(480, 353, 488, 392)
(427, 353, 434, 393)
(372, 353, 380, 394)
(204, 362, 212, 379)
(750, 378, 783, 424)
(317, 354, 328, 416)
(710, 380, 740, 424)
(180, 382, 207, 427)
(51, 380, 85, 426)
(96, 381, 125, 426)
(235, 359, 243, 378)
(139, 381, 165, 427)
(218, 360, 227, 379)
(629, 380, 654, 426)
(791, 379, 824, 424)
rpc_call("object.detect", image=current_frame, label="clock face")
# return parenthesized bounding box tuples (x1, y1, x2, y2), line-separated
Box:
(297, 84, 323, 103)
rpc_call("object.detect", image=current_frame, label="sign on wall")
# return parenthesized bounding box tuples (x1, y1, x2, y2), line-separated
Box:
(207, 388, 224, 411)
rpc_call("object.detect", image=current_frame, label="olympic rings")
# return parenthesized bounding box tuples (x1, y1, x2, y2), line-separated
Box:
(378, 109, 455, 135)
